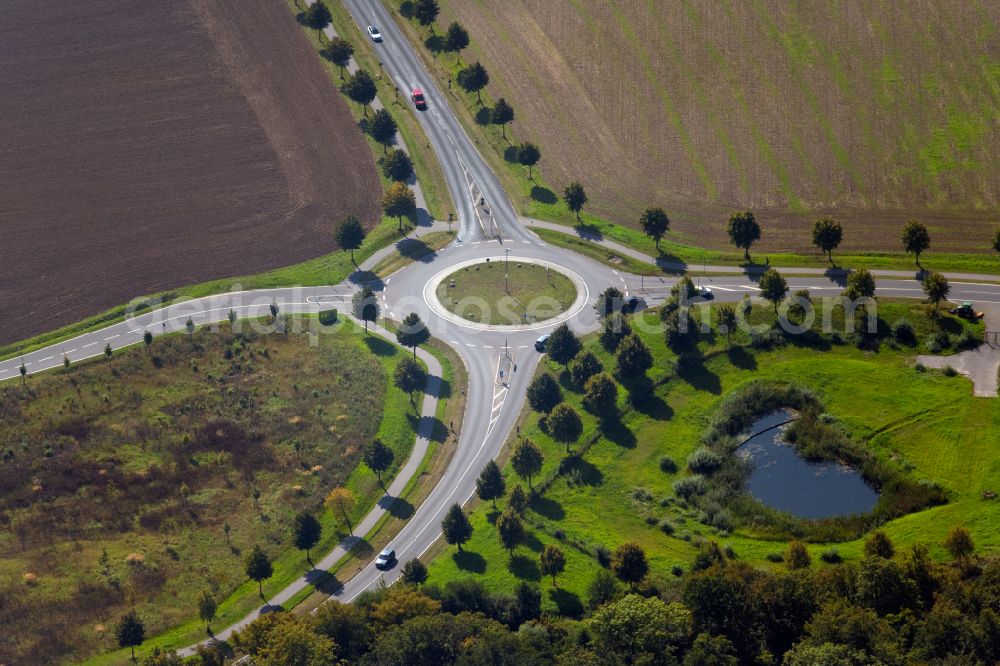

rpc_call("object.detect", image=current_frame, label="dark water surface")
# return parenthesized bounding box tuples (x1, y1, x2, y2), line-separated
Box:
(738, 411, 879, 520)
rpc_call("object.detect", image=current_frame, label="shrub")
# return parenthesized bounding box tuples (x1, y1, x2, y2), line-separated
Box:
(943, 365, 958, 377)
(765, 551, 785, 563)
(318, 309, 338, 326)
(723, 544, 736, 559)
(820, 548, 843, 564)
(924, 331, 950, 353)
(644, 515, 658, 526)
(658, 520, 675, 535)
(956, 329, 981, 350)
(659, 456, 677, 473)
(631, 487, 654, 502)
(673, 475, 706, 500)
(687, 448, 723, 475)
(892, 318, 916, 345)
(915, 362, 926, 373)
(671, 564, 684, 577)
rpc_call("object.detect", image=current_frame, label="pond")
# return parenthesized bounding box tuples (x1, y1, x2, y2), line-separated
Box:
(738, 410, 879, 520)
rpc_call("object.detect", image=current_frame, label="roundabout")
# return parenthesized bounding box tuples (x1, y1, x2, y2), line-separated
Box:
(424, 256, 590, 331)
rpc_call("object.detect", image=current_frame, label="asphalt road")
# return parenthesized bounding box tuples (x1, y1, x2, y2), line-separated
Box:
(5, 0, 1000, 658)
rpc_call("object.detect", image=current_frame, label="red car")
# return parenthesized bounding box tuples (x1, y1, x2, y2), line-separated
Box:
(411, 87, 427, 110)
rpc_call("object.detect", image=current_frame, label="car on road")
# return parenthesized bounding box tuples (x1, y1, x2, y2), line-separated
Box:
(375, 547, 396, 570)
(411, 87, 427, 110)
(367, 25, 382, 42)
(698, 286, 714, 299)
(535, 334, 550, 352)
(623, 295, 645, 313)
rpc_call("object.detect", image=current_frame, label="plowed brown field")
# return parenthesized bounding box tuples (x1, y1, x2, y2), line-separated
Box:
(0, 0, 380, 345)
(439, 0, 1000, 253)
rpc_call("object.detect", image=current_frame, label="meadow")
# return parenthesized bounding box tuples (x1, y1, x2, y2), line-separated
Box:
(426, 298, 999, 616)
(0, 316, 424, 664)
(430, 0, 1000, 255)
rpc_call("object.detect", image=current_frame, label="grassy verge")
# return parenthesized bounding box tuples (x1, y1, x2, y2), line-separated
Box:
(425, 298, 998, 612)
(384, 2, 1000, 278)
(533, 227, 664, 276)
(372, 230, 456, 277)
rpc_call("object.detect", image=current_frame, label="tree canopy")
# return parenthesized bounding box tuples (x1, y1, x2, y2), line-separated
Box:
(812, 217, 843, 260)
(475, 460, 506, 509)
(341, 69, 377, 115)
(362, 438, 395, 487)
(758, 268, 789, 312)
(901, 220, 931, 263)
(491, 98, 514, 138)
(396, 312, 430, 358)
(441, 503, 473, 551)
(527, 372, 562, 413)
(369, 108, 398, 152)
(639, 207, 670, 250)
(726, 211, 761, 260)
(510, 439, 543, 488)
(335, 215, 365, 261)
(456, 62, 489, 103)
(379, 148, 414, 182)
(563, 181, 587, 220)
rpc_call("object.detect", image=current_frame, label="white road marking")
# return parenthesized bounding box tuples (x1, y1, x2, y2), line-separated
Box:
(104, 335, 118, 341)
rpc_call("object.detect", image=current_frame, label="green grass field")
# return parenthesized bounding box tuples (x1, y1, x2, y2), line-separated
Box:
(372, 231, 456, 277)
(426, 300, 999, 614)
(0, 316, 427, 664)
(436, 261, 577, 324)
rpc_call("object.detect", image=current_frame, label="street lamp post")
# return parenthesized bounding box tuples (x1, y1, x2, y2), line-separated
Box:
(504, 248, 511, 294)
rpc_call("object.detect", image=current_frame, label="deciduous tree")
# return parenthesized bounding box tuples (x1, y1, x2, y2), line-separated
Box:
(379, 149, 413, 182)
(491, 98, 514, 139)
(369, 108, 398, 152)
(527, 372, 562, 413)
(341, 69, 377, 116)
(540, 544, 566, 586)
(902, 220, 931, 264)
(352, 285, 379, 331)
(944, 525, 975, 565)
(922, 271, 950, 308)
(570, 349, 603, 388)
(845, 268, 876, 300)
(497, 507, 524, 555)
(456, 62, 489, 104)
(786, 540, 811, 570)
(198, 591, 217, 633)
(396, 312, 430, 358)
(324, 487, 355, 534)
(517, 142, 541, 179)
(383, 181, 416, 231)
(321, 36, 353, 78)
(245, 545, 273, 599)
(547, 323, 581, 367)
(414, 0, 439, 30)
(475, 460, 506, 509)
(511, 439, 543, 489)
(546, 402, 583, 452)
(611, 542, 648, 589)
(727, 211, 761, 261)
(584, 373, 618, 416)
(812, 217, 843, 261)
(304, 1, 332, 39)
(563, 181, 587, 221)
(594, 286, 625, 318)
(362, 439, 394, 488)
(717, 305, 738, 347)
(441, 503, 473, 551)
(394, 356, 426, 401)
(615, 334, 652, 378)
(335, 215, 366, 262)
(116, 611, 145, 661)
(401, 558, 429, 585)
(640, 207, 670, 250)
(758, 268, 789, 312)
(443, 22, 468, 59)
(292, 511, 322, 566)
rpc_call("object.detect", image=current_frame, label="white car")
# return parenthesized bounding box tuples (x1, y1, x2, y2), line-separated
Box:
(375, 547, 396, 569)
(367, 25, 382, 42)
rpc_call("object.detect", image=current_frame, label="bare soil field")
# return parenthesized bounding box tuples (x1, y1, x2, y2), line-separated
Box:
(439, 0, 1000, 253)
(0, 0, 380, 346)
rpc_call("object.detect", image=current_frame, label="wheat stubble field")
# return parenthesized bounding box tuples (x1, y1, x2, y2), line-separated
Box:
(0, 0, 380, 346)
(440, 0, 1000, 253)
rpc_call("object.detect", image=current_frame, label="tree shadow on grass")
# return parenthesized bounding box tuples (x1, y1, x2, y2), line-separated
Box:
(364, 336, 397, 358)
(530, 495, 565, 520)
(602, 419, 636, 449)
(396, 238, 437, 264)
(379, 495, 414, 520)
(260, 602, 286, 614)
(548, 588, 585, 619)
(677, 359, 721, 395)
(312, 571, 344, 596)
(509, 554, 541, 580)
(531, 186, 557, 204)
(562, 455, 603, 485)
(627, 381, 673, 421)
(453, 550, 487, 573)
(726, 346, 757, 370)
(523, 532, 545, 553)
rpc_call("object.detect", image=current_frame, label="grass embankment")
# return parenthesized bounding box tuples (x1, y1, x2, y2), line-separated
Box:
(425, 299, 998, 615)
(436, 261, 577, 323)
(386, 1, 1000, 277)
(372, 231, 456, 277)
(0, 316, 423, 665)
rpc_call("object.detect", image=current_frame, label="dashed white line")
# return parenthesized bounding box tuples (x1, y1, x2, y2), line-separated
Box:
(104, 335, 118, 341)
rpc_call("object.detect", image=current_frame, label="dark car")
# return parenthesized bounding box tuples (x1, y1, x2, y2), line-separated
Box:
(411, 87, 427, 110)
(535, 334, 550, 352)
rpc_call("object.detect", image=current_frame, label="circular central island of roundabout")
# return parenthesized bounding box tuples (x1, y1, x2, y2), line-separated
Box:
(425, 257, 589, 331)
